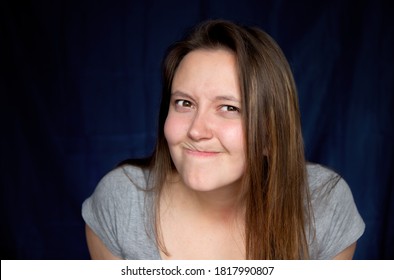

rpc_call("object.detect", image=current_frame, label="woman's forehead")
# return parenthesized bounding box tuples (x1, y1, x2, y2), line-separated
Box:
(171, 49, 240, 98)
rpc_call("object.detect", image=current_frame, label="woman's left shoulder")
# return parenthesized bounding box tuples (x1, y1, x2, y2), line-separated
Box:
(305, 163, 365, 259)
(306, 163, 342, 193)
(306, 163, 352, 203)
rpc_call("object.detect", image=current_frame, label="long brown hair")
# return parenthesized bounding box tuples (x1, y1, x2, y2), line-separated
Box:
(148, 19, 311, 259)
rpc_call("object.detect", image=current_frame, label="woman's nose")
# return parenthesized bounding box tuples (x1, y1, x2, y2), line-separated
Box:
(187, 111, 213, 141)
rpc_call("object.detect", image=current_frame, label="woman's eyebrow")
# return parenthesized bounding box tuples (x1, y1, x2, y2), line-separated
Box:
(171, 91, 240, 103)
(214, 95, 241, 103)
(171, 91, 193, 99)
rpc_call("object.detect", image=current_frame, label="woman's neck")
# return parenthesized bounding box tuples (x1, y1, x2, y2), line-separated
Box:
(163, 172, 245, 223)
(158, 172, 246, 259)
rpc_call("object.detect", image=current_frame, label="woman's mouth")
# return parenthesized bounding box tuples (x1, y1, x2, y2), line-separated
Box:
(184, 148, 220, 157)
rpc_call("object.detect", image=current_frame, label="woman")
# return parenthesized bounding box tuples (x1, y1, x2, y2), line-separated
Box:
(82, 19, 365, 259)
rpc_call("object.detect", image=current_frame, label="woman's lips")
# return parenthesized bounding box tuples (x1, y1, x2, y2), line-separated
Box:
(185, 148, 220, 157)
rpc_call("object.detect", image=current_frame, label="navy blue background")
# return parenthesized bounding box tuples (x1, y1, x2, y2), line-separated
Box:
(2, 0, 393, 259)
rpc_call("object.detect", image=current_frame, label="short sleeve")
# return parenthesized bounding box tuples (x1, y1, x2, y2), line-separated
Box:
(312, 177, 365, 259)
(82, 168, 128, 258)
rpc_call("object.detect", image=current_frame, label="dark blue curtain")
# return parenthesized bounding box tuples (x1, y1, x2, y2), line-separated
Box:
(2, 0, 393, 259)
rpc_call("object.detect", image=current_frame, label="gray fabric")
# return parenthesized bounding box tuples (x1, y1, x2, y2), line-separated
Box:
(82, 163, 365, 259)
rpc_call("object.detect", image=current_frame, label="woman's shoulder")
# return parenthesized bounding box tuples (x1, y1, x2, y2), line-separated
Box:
(306, 163, 342, 192)
(101, 164, 149, 186)
(90, 164, 151, 208)
(307, 163, 359, 211)
(82, 163, 157, 259)
(305, 163, 365, 259)
(306, 163, 350, 202)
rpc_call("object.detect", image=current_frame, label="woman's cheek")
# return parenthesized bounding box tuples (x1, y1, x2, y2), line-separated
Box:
(164, 114, 186, 144)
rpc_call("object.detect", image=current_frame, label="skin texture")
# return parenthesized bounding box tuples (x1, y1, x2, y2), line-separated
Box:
(85, 225, 120, 260)
(160, 49, 246, 259)
(333, 243, 357, 260)
(164, 49, 245, 194)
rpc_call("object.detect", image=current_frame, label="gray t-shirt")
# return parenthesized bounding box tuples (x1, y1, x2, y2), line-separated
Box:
(82, 163, 365, 259)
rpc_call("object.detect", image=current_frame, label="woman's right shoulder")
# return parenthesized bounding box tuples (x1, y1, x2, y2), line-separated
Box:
(82, 163, 154, 258)
(93, 164, 151, 199)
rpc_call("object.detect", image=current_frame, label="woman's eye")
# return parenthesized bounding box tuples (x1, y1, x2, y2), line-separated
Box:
(175, 99, 193, 108)
(219, 105, 240, 113)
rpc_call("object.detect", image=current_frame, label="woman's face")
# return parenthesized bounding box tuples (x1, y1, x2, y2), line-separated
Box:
(164, 49, 246, 192)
